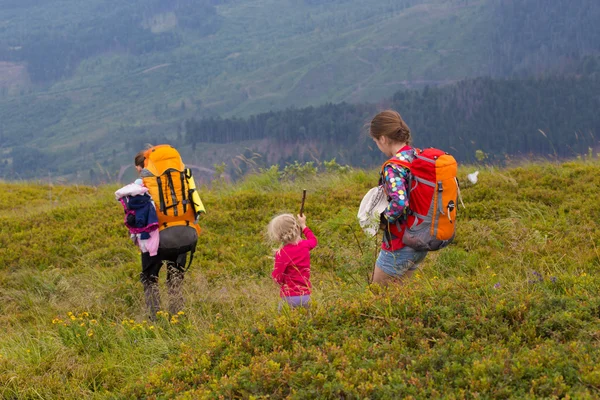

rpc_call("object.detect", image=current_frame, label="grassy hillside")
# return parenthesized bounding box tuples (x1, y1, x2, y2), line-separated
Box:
(1, 158, 599, 398)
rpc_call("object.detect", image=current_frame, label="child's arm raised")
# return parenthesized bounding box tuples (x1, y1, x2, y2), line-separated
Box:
(297, 214, 307, 230)
(298, 214, 317, 249)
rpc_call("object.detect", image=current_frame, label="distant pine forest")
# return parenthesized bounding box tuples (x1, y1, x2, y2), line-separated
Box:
(4, 65, 600, 182)
(184, 64, 600, 169)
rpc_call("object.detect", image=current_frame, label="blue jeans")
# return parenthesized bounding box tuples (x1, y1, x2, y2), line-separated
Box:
(376, 247, 427, 278)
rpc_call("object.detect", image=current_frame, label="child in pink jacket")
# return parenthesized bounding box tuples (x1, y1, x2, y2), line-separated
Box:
(268, 213, 318, 309)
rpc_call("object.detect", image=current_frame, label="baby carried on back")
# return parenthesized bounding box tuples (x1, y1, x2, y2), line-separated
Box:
(115, 182, 160, 256)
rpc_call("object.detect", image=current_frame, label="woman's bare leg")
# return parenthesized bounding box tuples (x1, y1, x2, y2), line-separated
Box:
(371, 265, 416, 286)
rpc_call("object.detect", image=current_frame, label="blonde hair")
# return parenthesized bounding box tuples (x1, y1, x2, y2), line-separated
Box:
(267, 214, 301, 245)
(369, 109, 412, 145)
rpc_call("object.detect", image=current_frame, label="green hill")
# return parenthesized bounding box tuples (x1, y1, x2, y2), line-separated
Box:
(1, 158, 599, 397)
(180, 74, 600, 172)
(1, 0, 599, 180)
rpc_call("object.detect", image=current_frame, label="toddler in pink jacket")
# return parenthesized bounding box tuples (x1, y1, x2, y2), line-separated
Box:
(268, 213, 317, 309)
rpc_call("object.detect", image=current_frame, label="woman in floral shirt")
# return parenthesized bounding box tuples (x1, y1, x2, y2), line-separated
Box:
(369, 110, 428, 286)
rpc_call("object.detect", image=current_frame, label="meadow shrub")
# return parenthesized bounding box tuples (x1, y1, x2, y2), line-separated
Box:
(1, 160, 599, 398)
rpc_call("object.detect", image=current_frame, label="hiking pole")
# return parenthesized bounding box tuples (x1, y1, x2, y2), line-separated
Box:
(299, 189, 307, 216)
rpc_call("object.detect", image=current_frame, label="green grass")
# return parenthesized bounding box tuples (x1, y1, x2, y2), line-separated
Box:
(1, 159, 599, 398)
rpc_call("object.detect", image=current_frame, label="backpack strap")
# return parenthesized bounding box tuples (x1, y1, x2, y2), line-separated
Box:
(156, 176, 167, 214)
(382, 158, 411, 171)
(165, 171, 179, 216)
(180, 171, 187, 213)
(380, 158, 412, 197)
(168, 241, 197, 273)
(184, 242, 196, 272)
(380, 148, 420, 174)
(184, 168, 194, 216)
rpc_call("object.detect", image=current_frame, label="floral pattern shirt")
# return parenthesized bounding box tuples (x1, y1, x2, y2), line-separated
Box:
(381, 146, 416, 223)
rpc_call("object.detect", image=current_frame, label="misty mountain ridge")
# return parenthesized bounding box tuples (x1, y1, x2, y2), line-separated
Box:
(0, 0, 599, 181)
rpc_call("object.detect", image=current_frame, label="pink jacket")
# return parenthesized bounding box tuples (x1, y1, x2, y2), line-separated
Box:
(272, 227, 318, 297)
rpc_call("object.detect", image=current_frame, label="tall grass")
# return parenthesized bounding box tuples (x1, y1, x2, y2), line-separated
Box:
(1, 159, 599, 398)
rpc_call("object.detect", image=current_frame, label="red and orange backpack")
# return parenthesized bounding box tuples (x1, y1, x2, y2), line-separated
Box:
(384, 148, 459, 251)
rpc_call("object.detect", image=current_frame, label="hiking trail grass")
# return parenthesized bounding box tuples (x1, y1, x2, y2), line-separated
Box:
(0, 159, 599, 398)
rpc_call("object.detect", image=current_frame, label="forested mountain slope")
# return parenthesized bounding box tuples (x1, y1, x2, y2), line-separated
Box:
(1, 0, 599, 180)
(181, 72, 600, 173)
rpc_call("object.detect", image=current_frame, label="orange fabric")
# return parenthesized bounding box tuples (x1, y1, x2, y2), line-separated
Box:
(431, 185, 439, 237)
(143, 175, 201, 234)
(436, 181, 456, 239)
(434, 154, 458, 240)
(143, 145, 185, 176)
(142, 145, 201, 234)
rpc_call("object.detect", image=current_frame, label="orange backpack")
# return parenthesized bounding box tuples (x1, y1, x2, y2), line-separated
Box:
(386, 148, 458, 251)
(142, 145, 203, 235)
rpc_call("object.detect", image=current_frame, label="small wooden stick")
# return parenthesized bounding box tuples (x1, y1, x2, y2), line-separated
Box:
(299, 189, 307, 216)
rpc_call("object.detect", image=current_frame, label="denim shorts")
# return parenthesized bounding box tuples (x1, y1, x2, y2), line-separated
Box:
(376, 247, 427, 278)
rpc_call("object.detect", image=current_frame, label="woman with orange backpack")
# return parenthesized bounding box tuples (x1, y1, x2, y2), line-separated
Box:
(129, 146, 204, 318)
(368, 110, 429, 286)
